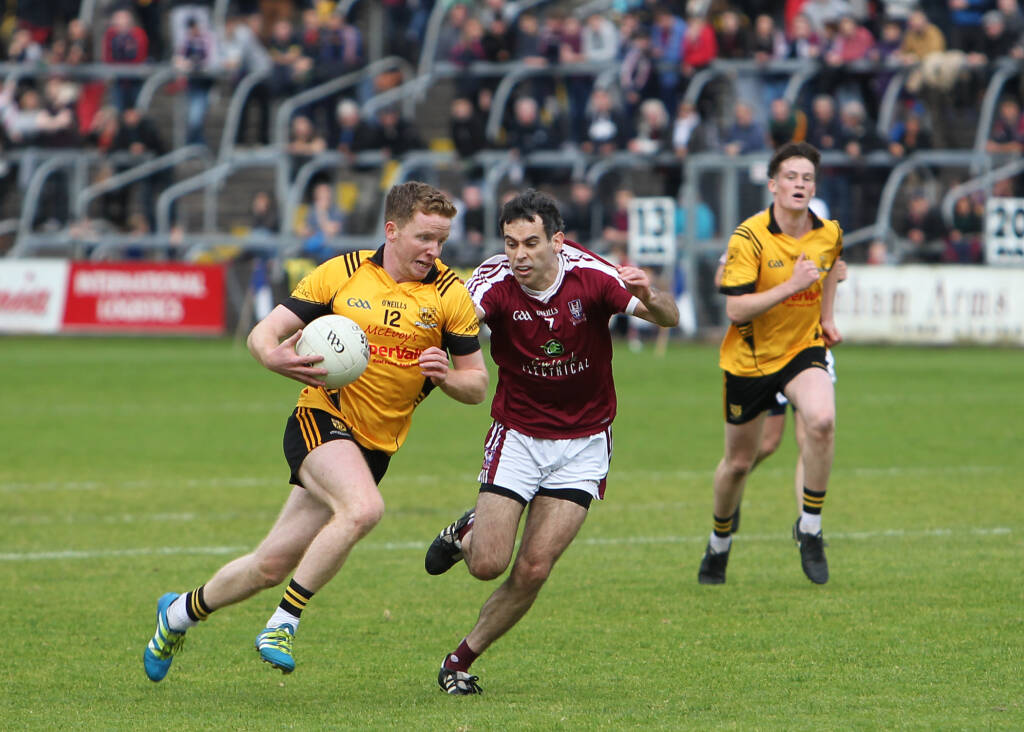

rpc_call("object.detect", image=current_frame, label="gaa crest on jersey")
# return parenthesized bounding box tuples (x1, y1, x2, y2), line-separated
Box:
(540, 339, 564, 357)
(415, 306, 439, 329)
(568, 298, 586, 324)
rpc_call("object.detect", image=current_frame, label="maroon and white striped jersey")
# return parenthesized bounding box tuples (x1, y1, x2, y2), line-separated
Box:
(467, 243, 639, 439)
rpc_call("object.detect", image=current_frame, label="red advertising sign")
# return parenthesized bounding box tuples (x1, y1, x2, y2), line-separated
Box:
(62, 262, 226, 334)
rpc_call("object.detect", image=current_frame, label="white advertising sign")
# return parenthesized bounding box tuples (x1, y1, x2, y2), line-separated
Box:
(984, 197, 1024, 266)
(835, 265, 1024, 345)
(0, 259, 70, 333)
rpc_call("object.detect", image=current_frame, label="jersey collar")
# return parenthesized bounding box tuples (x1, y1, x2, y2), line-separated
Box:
(370, 244, 441, 284)
(766, 204, 824, 234)
(518, 252, 566, 303)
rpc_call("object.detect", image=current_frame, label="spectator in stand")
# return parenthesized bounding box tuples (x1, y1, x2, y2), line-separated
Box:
(946, 192, 985, 262)
(805, 92, 850, 230)
(582, 12, 620, 63)
(838, 99, 886, 230)
(310, 12, 364, 144)
(767, 96, 808, 148)
(173, 16, 218, 146)
(867, 17, 906, 106)
(267, 18, 312, 102)
(900, 9, 947, 93)
(897, 190, 947, 262)
(287, 114, 326, 174)
(672, 99, 719, 160)
(562, 179, 598, 246)
(751, 13, 791, 112)
(559, 14, 593, 145)
(367, 106, 426, 159)
(450, 183, 486, 266)
(298, 180, 345, 263)
(948, 0, 992, 52)
(3, 85, 74, 148)
(85, 106, 121, 152)
(8, 27, 44, 62)
(800, 0, 863, 36)
(888, 108, 933, 157)
(679, 12, 718, 107)
(963, 11, 1021, 104)
(629, 97, 672, 154)
(112, 106, 168, 230)
(997, 0, 1024, 38)
(717, 10, 752, 59)
(450, 16, 487, 108)
(821, 15, 877, 115)
(602, 187, 633, 249)
(581, 86, 630, 155)
(332, 98, 376, 160)
(504, 94, 561, 165)
(986, 96, 1024, 154)
(450, 96, 487, 179)
(619, 30, 661, 126)
(249, 190, 280, 236)
(222, 14, 272, 145)
(482, 13, 515, 63)
(436, 3, 471, 63)
(786, 13, 824, 62)
(722, 100, 767, 157)
(103, 7, 150, 112)
(649, 5, 686, 112)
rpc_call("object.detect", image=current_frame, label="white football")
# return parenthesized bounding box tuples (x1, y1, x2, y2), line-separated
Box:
(296, 314, 370, 388)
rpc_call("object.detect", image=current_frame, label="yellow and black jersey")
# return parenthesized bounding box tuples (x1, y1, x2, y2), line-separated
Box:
(285, 246, 481, 455)
(719, 206, 842, 377)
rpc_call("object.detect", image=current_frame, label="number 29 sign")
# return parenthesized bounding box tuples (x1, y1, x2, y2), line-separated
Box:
(985, 197, 1024, 267)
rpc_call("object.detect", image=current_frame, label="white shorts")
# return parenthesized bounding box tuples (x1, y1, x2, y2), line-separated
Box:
(478, 422, 611, 504)
(776, 348, 836, 408)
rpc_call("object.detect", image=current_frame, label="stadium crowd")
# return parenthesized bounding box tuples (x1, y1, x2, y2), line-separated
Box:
(1, 0, 1023, 268)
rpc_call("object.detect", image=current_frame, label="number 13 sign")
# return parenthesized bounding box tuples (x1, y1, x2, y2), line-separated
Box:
(627, 197, 676, 268)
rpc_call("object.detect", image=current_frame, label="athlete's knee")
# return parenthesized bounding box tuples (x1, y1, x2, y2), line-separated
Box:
(466, 551, 511, 581)
(339, 496, 385, 539)
(802, 410, 835, 444)
(509, 555, 553, 593)
(722, 454, 756, 480)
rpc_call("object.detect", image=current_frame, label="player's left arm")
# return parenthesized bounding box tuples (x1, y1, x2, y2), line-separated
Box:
(617, 264, 680, 327)
(820, 257, 843, 347)
(419, 347, 488, 404)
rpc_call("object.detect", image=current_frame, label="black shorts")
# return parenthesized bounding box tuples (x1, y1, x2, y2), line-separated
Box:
(723, 346, 827, 425)
(283, 407, 391, 486)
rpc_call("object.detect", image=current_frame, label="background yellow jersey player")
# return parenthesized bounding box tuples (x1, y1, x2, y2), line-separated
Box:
(142, 182, 488, 683)
(698, 142, 843, 588)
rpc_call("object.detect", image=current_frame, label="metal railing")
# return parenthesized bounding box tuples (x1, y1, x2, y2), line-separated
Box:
(940, 157, 1024, 228)
(74, 145, 213, 220)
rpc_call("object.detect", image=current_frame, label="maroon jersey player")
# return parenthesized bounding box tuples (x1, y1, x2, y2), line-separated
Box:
(423, 189, 679, 695)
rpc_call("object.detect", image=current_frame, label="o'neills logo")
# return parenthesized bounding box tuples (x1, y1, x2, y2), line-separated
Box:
(0, 288, 50, 314)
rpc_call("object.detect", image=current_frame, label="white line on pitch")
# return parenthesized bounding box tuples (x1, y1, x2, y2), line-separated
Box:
(0, 527, 1011, 562)
(0, 464, 1012, 494)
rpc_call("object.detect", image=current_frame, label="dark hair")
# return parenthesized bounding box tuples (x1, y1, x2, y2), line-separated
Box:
(768, 141, 820, 179)
(499, 189, 564, 239)
(384, 181, 456, 227)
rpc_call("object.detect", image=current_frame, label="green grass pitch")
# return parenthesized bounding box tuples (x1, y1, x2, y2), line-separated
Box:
(1, 336, 1021, 730)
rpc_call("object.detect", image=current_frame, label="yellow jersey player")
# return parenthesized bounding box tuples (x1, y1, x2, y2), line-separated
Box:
(143, 181, 488, 682)
(698, 142, 843, 586)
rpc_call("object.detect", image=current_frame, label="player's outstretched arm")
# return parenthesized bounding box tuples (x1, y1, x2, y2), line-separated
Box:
(617, 265, 680, 327)
(419, 347, 488, 405)
(247, 304, 329, 387)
